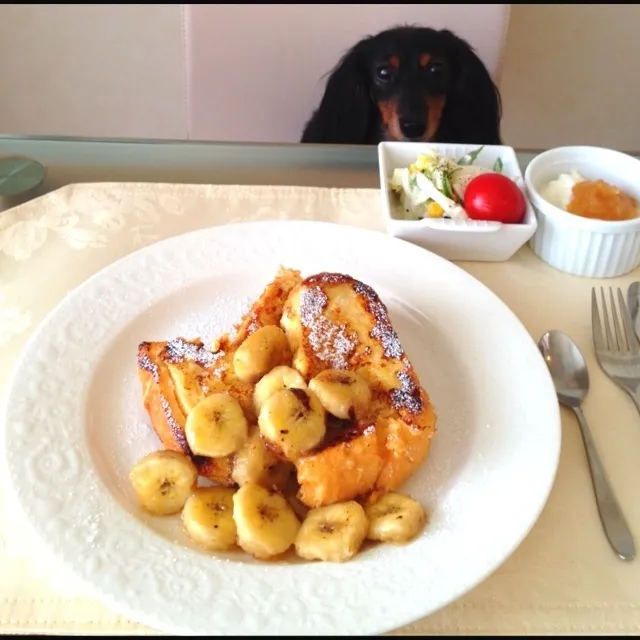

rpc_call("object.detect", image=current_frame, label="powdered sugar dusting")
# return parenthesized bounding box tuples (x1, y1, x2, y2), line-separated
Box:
(227, 297, 259, 342)
(300, 285, 357, 369)
(164, 338, 216, 367)
(310, 319, 357, 369)
(353, 281, 403, 359)
(160, 337, 228, 379)
(137, 349, 159, 382)
(101, 366, 159, 468)
(163, 295, 253, 346)
(117, 420, 152, 451)
(160, 396, 191, 453)
(299, 286, 328, 327)
(245, 320, 259, 336)
(390, 359, 423, 414)
(208, 352, 228, 379)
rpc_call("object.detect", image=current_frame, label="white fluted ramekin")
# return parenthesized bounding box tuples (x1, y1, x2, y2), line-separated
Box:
(525, 146, 640, 278)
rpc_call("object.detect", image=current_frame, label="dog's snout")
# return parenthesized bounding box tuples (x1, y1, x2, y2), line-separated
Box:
(399, 118, 427, 140)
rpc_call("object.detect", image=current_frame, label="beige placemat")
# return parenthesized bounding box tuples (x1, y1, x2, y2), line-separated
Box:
(2, 182, 640, 635)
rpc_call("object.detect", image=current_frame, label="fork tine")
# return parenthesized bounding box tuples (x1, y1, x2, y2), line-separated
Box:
(618, 287, 640, 353)
(600, 287, 616, 350)
(609, 287, 625, 351)
(592, 287, 606, 352)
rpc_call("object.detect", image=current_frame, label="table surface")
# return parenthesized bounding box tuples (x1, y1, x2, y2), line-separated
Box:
(3, 136, 640, 636)
(0, 134, 545, 206)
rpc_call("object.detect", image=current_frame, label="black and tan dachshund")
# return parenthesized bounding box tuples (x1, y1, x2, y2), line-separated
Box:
(301, 25, 502, 146)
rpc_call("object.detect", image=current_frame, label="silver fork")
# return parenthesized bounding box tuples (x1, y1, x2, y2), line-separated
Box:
(626, 282, 640, 340)
(592, 286, 640, 414)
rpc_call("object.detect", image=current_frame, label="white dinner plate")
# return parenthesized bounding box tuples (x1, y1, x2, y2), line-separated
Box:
(1, 220, 561, 636)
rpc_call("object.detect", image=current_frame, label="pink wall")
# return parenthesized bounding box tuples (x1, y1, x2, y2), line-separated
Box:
(185, 4, 510, 143)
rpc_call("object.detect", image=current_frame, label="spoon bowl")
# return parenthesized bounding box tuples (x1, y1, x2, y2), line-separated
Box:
(538, 330, 589, 408)
(538, 330, 635, 561)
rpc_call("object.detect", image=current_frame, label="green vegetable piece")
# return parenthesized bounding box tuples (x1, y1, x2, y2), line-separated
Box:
(442, 173, 454, 199)
(457, 145, 485, 166)
(493, 157, 503, 173)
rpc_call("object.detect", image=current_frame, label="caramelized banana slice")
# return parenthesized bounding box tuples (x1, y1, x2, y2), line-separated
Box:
(308, 369, 372, 419)
(232, 482, 301, 559)
(295, 501, 369, 562)
(232, 426, 293, 491)
(182, 487, 237, 551)
(253, 365, 308, 414)
(233, 325, 292, 383)
(185, 393, 249, 458)
(365, 492, 427, 543)
(129, 450, 198, 516)
(258, 388, 326, 460)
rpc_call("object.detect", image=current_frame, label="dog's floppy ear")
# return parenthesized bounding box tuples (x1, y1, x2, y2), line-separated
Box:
(438, 30, 503, 145)
(301, 41, 376, 144)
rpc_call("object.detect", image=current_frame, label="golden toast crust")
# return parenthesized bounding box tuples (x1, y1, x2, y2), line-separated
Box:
(281, 272, 437, 507)
(136, 267, 303, 485)
(137, 338, 236, 485)
(135, 267, 436, 508)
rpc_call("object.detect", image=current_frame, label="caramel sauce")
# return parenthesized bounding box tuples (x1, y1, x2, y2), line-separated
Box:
(321, 412, 368, 448)
(567, 179, 639, 221)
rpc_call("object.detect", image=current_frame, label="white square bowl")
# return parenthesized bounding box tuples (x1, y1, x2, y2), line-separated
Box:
(378, 141, 538, 262)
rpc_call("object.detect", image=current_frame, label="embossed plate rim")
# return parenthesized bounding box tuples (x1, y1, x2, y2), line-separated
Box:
(1, 220, 561, 636)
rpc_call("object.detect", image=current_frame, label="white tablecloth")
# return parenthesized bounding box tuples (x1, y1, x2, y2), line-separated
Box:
(2, 182, 640, 635)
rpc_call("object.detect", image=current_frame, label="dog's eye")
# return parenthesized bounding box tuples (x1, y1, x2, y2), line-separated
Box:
(375, 65, 393, 82)
(427, 62, 446, 76)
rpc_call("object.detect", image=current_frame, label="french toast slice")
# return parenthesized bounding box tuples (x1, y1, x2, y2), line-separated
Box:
(280, 272, 437, 508)
(136, 267, 303, 485)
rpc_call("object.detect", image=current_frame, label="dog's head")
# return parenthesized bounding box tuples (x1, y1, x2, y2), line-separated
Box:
(302, 26, 502, 145)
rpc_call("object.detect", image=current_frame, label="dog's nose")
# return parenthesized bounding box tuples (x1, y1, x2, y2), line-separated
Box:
(399, 118, 427, 140)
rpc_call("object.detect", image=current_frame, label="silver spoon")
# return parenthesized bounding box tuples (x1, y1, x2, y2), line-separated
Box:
(627, 282, 640, 340)
(538, 330, 635, 561)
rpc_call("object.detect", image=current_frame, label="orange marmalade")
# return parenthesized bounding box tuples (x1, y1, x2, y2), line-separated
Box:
(566, 179, 639, 221)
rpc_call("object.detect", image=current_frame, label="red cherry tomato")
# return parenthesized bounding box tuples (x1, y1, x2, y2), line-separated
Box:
(463, 173, 526, 224)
